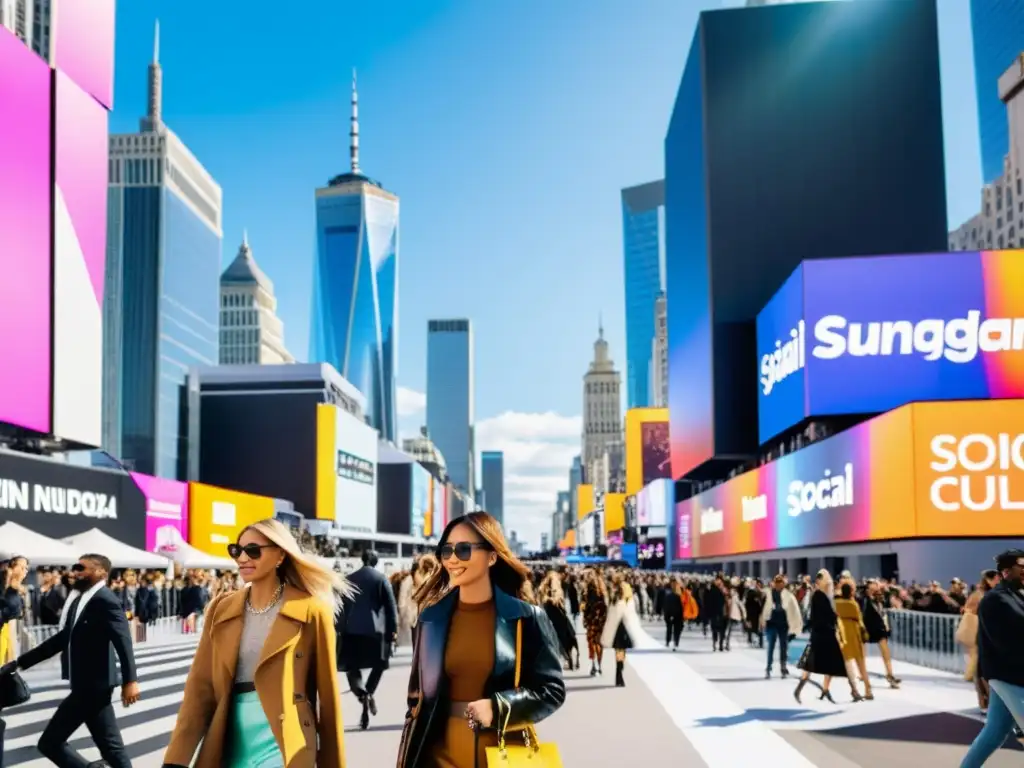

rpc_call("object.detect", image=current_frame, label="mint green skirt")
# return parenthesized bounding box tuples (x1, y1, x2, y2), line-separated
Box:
(227, 691, 285, 768)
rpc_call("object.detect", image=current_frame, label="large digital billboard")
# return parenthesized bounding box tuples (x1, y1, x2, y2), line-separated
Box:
(637, 478, 672, 527)
(625, 408, 671, 495)
(603, 492, 626, 535)
(757, 251, 1024, 443)
(53, 0, 116, 110)
(188, 482, 275, 557)
(410, 463, 430, 539)
(682, 399, 1024, 559)
(52, 71, 108, 447)
(0, 30, 53, 435)
(130, 473, 189, 553)
(315, 404, 378, 534)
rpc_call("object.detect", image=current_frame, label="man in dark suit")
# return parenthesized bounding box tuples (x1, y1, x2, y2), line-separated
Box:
(0, 554, 140, 768)
(337, 550, 398, 730)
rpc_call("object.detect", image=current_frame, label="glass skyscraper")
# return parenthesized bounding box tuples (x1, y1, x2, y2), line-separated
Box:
(309, 75, 398, 442)
(970, 0, 1024, 183)
(481, 450, 504, 525)
(104, 26, 222, 479)
(426, 319, 475, 494)
(621, 180, 664, 409)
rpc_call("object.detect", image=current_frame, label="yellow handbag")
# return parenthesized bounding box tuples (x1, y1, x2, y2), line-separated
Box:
(485, 619, 564, 767)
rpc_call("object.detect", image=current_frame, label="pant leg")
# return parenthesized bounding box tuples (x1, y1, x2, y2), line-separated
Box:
(665, 620, 673, 646)
(960, 683, 1016, 768)
(0, 715, 6, 767)
(779, 632, 789, 670)
(365, 665, 386, 696)
(83, 688, 130, 768)
(38, 691, 92, 768)
(346, 669, 367, 698)
(765, 627, 778, 670)
(672, 619, 683, 647)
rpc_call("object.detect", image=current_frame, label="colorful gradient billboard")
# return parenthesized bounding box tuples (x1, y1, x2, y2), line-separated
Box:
(131, 473, 190, 553)
(682, 399, 1024, 559)
(52, 71, 108, 447)
(0, 30, 53, 434)
(757, 251, 1024, 443)
(53, 0, 116, 110)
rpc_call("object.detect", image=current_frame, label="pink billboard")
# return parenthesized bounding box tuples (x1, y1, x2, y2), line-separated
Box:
(0, 29, 53, 434)
(53, 0, 116, 110)
(52, 71, 108, 447)
(131, 473, 190, 553)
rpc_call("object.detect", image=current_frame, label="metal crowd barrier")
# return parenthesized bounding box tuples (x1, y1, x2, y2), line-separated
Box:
(18, 615, 202, 657)
(881, 609, 965, 676)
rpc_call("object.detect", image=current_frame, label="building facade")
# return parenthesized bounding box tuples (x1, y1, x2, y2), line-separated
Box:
(0, 0, 49, 59)
(220, 232, 294, 365)
(481, 450, 504, 525)
(427, 319, 475, 494)
(951, 55, 1024, 251)
(104, 24, 222, 478)
(402, 426, 449, 483)
(621, 180, 665, 410)
(309, 74, 398, 443)
(582, 323, 623, 471)
(666, 0, 948, 481)
(650, 292, 668, 408)
(970, 0, 1024, 184)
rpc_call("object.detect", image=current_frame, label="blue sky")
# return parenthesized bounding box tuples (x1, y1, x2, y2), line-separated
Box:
(110, 0, 982, 546)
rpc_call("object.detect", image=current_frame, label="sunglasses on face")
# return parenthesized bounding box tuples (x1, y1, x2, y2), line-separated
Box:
(71, 563, 86, 572)
(227, 543, 276, 561)
(438, 542, 490, 562)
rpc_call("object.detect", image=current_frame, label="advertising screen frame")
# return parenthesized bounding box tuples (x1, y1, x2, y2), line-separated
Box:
(0, 30, 53, 435)
(410, 463, 430, 539)
(637, 479, 671, 527)
(188, 482, 275, 557)
(130, 472, 189, 554)
(756, 250, 1024, 443)
(625, 408, 670, 495)
(316, 403, 379, 534)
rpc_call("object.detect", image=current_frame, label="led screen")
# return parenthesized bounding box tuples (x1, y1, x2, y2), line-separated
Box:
(130, 472, 190, 553)
(687, 398, 1024, 558)
(52, 71, 108, 446)
(53, 0, 116, 109)
(188, 482, 275, 557)
(315, 404, 378, 535)
(636, 478, 671, 527)
(0, 30, 52, 434)
(756, 251, 1024, 443)
(410, 463, 430, 539)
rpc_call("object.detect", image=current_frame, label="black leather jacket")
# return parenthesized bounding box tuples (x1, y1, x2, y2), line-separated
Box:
(398, 587, 566, 767)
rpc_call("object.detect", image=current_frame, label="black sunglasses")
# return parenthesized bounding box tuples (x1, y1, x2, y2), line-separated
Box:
(228, 543, 276, 561)
(438, 542, 491, 562)
(71, 563, 86, 572)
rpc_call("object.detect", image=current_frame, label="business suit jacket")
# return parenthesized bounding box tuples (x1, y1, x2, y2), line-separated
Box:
(337, 565, 398, 671)
(19, 585, 137, 692)
(162, 584, 345, 768)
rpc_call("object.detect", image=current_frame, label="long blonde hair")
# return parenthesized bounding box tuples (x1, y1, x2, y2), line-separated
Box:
(538, 571, 564, 605)
(242, 519, 354, 615)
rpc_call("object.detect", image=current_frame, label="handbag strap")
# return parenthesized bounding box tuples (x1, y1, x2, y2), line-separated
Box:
(514, 618, 522, 688)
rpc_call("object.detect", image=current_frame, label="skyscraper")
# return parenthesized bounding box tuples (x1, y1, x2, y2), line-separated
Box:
(481, 450, 504, 525)
(650, 292, 668, 407)
(104, 22, 223, 477)
(970, 0, 1024, 183)
(582, 321, 623, 470)
(220, 231, 294, 365)
(309, 72, 399, 442)
(621, 180, 664, 409)
(426, 319, 475, 494)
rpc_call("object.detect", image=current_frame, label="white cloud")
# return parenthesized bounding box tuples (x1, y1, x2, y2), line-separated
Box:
(396, 386, 426, 417)
(476, 411, 581, 551)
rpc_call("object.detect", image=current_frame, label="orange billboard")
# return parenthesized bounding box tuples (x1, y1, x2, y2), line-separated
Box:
(604, 492, 626, 535)
(576, 483, 594, 521)
(912, 399, 1024, 537)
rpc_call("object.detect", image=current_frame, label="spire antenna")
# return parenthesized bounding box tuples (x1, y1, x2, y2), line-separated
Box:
(146, 19, 163, 127)
(242, 228, 249, 248)
(349, 68, 360, 174)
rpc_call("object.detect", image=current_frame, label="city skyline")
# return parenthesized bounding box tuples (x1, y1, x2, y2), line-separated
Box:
(104, 0, 983, 546)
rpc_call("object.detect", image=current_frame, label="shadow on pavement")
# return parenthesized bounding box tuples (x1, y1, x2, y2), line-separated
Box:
(345, 722, 405, 734)
(817, 711, 1024, 749)
(695, 707, 839, 728)
(565, 683, 618, 693)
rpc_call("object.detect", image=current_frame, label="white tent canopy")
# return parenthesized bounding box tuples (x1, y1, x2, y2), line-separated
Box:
(160, 539, 236, 571)
(63, 528, 170, 570)
(0, 521, 82, 566)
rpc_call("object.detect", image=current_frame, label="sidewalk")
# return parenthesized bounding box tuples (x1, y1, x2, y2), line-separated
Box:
(641, 622, 1024, 767)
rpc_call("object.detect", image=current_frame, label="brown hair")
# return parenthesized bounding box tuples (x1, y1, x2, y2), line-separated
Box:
(413, 512, 532, 608)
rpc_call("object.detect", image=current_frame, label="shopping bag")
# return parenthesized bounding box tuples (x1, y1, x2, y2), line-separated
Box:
(485, 619, 564, 767)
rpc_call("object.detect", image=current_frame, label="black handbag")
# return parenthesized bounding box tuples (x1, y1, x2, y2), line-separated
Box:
(0, 669, 30, 709)
(796, 643, 814, 671)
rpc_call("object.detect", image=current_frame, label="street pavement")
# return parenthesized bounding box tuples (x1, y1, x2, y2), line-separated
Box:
(3, 621, 1021, 766)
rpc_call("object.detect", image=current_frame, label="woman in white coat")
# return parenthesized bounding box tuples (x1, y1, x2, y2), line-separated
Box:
(759, 574, 804, 678)
(601, 571, 644, 687)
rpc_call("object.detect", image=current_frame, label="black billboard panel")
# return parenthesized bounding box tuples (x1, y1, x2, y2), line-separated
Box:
(0, 452, 145, 547)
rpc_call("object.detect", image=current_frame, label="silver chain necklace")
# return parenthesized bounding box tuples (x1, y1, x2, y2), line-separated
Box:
(245, 582, 284, 615)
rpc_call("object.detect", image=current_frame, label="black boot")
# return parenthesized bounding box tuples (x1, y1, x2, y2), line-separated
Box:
(793, 678, 807, 704)
(615, 659, 625, 687)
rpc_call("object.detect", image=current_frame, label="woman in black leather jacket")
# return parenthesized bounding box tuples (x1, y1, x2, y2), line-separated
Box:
(0, 555, 28, 767)
(397, 512, 565, 768)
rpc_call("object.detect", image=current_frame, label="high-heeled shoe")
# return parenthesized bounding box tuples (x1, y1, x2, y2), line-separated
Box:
(793, 679, 807, 704)
(819, 690, 836, 704)
(864, 691, 874, 700)
(886, 674, 901, 688)
(849, 690, 864, 703)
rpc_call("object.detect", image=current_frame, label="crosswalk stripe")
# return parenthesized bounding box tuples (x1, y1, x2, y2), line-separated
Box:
(2, 639, 199, 768)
